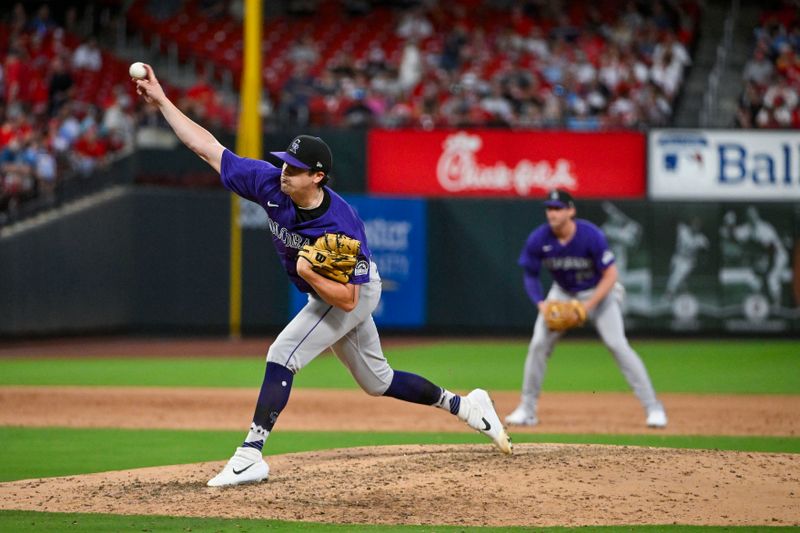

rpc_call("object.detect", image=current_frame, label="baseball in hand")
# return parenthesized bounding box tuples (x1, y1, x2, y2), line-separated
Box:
(129, 62, 147, 79)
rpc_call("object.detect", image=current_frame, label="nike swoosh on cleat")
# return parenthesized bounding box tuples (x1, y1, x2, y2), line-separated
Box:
(232, 463, 256, 475)
(481, 417, 491, 431)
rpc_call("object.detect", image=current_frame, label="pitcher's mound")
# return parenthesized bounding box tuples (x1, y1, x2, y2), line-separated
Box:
(1, 443, 798, 527)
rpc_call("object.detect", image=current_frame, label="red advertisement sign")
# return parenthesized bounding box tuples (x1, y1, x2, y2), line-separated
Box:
(368, 130, 645, 198)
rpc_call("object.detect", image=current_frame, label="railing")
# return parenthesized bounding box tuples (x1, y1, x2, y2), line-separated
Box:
(701, 0, 739, 127)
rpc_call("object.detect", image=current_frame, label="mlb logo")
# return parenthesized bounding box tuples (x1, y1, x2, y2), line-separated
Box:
(656, 133, 708, 179)
(663, 151, 703, 173)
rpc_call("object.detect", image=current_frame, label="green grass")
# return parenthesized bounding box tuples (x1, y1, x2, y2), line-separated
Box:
(1, 427, 798, 482)
(1, 340, 798, 531)
(3, 511, 796, 533)
(0, 340, 798, 393)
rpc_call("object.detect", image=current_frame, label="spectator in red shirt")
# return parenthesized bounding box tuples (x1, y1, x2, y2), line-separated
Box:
(0, 108, 34, 148)
(183, 71, 218, 123)
(72, 126, 108, 176)
(3, 49, 26, 105)
(0, 116, 15, 149)
(775, 43, 800, 84)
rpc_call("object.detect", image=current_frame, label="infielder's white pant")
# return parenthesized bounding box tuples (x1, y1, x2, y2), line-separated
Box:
(266, 263, 394, 396)
(518, 283, 662, 414)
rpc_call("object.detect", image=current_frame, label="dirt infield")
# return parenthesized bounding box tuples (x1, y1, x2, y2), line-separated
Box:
(1, 385, 799, 526)
(1, 386, 799, 436)
(1, 444, 798, 527)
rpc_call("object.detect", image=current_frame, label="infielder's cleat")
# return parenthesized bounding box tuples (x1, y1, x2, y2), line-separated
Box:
(207, 446, 270, 487)
(504, 404, 539, 427)
(646, 408, 668, 428)
(462, 389, 513, 455)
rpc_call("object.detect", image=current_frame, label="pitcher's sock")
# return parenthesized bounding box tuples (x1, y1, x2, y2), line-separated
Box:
(435, 388, 462, 416)
(242, 362, 294, 449)
(383, 370, 442, 405)
(242, 423, 268, 451)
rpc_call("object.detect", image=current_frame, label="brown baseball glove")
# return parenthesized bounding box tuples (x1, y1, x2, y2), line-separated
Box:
(314, 232, 361, 256)
(543, 299, 587, 332)
(298, 233, 361, 283)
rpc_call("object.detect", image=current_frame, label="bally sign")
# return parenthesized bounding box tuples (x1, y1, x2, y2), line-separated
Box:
(368, 130, 645, 198)
(649, 130, 800, 200)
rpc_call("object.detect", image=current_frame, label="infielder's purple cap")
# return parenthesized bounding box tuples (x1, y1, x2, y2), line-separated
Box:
(270, 135, 332, 173)
(544, 188, 575, 208)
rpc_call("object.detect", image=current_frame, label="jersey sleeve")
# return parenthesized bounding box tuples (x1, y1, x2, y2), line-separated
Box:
(518, 230, 544, 303)
(348, 254, 370, 285)
(518, 230, 543, 273)
(219, 149, 280, 203)
(522, 268, 544, 304)
(592, 227, 616, 272)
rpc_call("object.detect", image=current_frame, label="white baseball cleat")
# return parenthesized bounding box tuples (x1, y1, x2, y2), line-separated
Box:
(207, 446, 270, 487)
(504, 404, 539, 427)
(462, 389, 513, 454)
(646, 408, 668, 428)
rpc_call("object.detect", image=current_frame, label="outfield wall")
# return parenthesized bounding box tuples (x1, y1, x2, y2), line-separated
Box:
(2, 188, 798, 337)
(2, 129, 799, 337)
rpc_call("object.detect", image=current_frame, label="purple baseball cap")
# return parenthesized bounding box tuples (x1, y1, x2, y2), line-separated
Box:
(543, 189, 575, 208)
(270, 135, 332, 173)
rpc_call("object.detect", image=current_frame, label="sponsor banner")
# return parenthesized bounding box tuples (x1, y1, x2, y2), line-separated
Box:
(649, 130, 800, 200)
(368, 130, 645, 198)
(290, 196, 426, 327)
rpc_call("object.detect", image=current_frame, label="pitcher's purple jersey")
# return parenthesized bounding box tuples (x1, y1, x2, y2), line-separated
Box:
(519, 219, 615, 294)
(220, 149, 372, 292)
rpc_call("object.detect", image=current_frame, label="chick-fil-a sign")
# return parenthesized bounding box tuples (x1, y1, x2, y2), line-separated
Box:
(367, 130, 645, 198)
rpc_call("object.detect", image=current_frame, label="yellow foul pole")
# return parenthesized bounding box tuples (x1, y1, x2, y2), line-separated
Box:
(230, 0, 262, 337)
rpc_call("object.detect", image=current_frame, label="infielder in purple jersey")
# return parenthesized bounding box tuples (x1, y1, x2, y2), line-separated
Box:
(133, 64, 511, 487)
(505, 189, 667, 429)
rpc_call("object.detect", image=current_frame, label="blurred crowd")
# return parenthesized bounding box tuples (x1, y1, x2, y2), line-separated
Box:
(129, 0, 699, 131)
(0, 2, 237, 223)
(265, 0, 699, 130)
(0, 4, 138, 221)
(736, 0, 800, 129)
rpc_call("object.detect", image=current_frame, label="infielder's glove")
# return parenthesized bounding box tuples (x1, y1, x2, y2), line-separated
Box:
(298, 233, 361, 283)
(543, 299, 587, 332)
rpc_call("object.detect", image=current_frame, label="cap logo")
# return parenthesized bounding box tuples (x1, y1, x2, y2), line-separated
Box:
(550, 191, 558, 200)
(289, 138, 301, 154)
(316, 162, 323, 168)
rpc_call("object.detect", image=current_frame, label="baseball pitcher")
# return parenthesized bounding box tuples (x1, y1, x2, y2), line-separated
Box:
(505, 189, 667, 429)
(133, 65, 511, 487)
